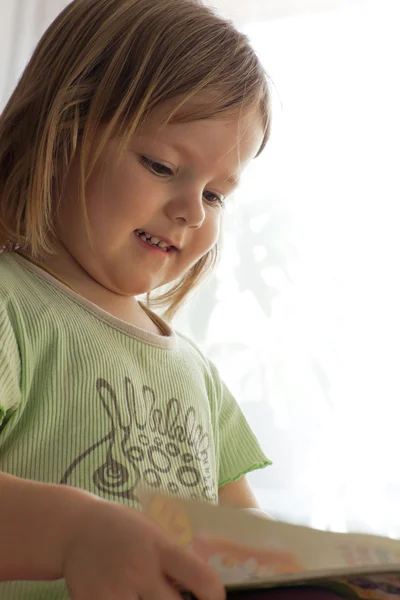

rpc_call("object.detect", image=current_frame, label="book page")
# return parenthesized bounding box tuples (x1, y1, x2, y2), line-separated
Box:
(140, 492, 400, 590)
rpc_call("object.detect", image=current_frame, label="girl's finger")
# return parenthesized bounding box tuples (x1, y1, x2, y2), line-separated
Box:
(141, 578, 184, 600)
(161, 542, 225, 600)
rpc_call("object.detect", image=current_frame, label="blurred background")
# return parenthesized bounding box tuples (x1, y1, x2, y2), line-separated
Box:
(2, 0, 400, 535)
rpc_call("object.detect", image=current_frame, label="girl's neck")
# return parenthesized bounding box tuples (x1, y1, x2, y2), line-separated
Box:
(20, 245, 165, 336)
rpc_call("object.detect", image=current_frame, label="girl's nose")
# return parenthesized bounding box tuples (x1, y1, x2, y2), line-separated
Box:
(165, 191, 206, 228)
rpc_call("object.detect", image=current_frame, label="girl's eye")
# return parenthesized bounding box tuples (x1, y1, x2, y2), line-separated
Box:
(203, 190, 225, 207)
(140, 156, 173, 177)
(140, 156, 224, 207)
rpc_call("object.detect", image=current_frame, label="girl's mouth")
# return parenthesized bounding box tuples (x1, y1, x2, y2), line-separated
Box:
(134, 229, 175, 254)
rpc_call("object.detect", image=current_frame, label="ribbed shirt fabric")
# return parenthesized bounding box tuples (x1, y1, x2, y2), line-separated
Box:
(0, 252, 270, 599)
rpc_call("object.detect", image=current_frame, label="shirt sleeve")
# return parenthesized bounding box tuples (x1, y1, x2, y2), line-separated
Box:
(210, 363, 272, 487)
(0, 304, 21, 429)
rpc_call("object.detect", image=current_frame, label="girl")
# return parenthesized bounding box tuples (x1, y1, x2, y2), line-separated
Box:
(0, 0, 271, 598)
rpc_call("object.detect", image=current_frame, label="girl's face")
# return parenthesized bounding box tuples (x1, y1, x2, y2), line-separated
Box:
(56, 99, 264, 297)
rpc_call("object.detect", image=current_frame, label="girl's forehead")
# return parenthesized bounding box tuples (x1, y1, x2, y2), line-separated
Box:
(137, 103, 264, 165)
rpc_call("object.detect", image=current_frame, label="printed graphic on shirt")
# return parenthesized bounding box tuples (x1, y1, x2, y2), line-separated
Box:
(60, 377, 216, 504)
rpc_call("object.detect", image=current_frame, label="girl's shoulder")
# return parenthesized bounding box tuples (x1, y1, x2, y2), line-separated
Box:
(0, 252, 26, 297)
(176, 330, 209, 365)
(0, 251, 38, 292)
(0, 252, 52, 316)
(175, 330, 222, 386)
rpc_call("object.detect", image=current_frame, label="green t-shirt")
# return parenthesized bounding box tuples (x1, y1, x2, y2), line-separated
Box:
(0, 252, 270, 599)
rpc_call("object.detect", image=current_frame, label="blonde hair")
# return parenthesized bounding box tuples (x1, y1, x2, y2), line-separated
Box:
(0, 0, 271, 320)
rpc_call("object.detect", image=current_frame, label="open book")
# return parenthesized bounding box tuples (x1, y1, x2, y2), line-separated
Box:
(140, 492, 400, 599)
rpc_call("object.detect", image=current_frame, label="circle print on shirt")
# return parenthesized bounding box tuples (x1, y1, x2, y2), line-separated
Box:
(60, 377, 217, 504)
(129, 433, 202, 494)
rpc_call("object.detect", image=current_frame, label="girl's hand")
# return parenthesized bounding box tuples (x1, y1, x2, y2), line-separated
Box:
(63, 498, 225, 600)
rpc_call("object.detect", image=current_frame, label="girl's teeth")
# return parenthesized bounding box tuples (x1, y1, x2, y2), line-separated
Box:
(135, 229, 168, 252)
(135, 229, 170, 250)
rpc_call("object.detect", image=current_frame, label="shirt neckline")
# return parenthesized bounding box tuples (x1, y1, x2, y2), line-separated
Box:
(12, 253, 177, 349)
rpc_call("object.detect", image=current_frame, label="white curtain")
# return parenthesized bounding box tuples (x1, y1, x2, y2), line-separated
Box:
(0, 0, 70, 109)
(2, 0, 400, 536)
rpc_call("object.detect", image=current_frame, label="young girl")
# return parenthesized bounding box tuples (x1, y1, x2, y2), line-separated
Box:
(0, 0, 271, 598)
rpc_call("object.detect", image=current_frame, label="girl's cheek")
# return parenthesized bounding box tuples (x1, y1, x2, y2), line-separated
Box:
(104, 160, 126, 188)
(114, 157, 144, 194)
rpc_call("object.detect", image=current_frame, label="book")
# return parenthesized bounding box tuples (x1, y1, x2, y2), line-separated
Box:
(140, 492, 400, 599)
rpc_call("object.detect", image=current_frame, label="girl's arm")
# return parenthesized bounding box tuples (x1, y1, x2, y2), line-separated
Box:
(0, 471, 100, 581)
(219, 476, 273, 518)
(0, 472, 225, 600)
(218, 476, 260, 508)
